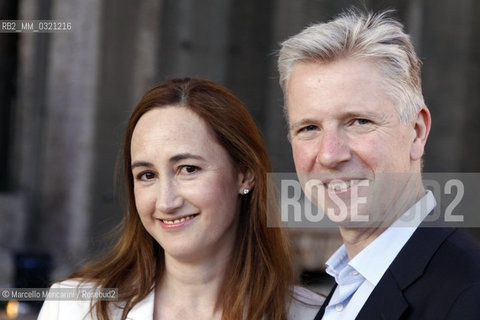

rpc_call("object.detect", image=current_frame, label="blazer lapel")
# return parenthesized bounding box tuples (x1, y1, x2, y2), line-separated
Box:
(356, 227, 455, 320)
(355, 271, 407, 320)
(313, 283, 337, 320)
(388, 227, 454, 289)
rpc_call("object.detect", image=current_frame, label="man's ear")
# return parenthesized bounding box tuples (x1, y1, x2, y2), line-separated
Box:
(410, 106, 431, 161)
(238, 167, 255, 194)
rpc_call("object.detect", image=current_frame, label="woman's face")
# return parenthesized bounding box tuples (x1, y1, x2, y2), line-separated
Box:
(130, 106, 247, 263)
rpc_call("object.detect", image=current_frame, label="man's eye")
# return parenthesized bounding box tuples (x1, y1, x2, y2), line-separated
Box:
(301, 125, 318, 132)
(179, 165, 199, 174)
(353, 119, 370, 125)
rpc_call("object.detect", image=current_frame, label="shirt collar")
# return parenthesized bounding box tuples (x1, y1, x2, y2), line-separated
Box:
(325, 243, 349, 279)
(349, 190, 436, 285)
(126, 289, 154, 319)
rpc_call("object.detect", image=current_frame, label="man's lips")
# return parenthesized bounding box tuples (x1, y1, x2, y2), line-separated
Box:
(321, 179, 369, 192)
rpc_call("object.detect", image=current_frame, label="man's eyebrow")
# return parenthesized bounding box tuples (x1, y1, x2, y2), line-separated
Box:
(131, 153, 205, 170)
(289, 118, 319, 131)
(289, 111, 383, 131)
(343, 111, 381, 119)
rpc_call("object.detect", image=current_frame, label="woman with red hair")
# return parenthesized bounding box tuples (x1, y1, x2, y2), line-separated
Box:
(38, 78, 323, 319)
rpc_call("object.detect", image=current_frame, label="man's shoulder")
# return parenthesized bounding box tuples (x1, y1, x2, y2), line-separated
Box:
(357, 228, 480, 319)
(443, 228, 480, 256)
(385, 227, 480, 290)
(402, 227, 480, 286)
(435, 228, 480, 275)
(396, 228, 480, 318)
(423, 228, 480, 266)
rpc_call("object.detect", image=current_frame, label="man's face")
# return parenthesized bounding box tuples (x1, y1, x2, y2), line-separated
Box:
(287, 58, 424, 227)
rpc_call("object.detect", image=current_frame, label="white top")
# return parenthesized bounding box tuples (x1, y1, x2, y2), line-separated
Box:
(322, 190, 436, 320)
(38, 280, 324, 320)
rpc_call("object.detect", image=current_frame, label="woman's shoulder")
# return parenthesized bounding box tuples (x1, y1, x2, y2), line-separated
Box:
(37, 279, 122, 320)
(49, 278, 96, 289)
(287, 286, 324, 320)
(37, 280, 93, 320)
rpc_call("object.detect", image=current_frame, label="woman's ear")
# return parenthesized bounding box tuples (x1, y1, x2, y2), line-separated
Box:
(238, 167, 255, 195)
(410, 106, 432, 161)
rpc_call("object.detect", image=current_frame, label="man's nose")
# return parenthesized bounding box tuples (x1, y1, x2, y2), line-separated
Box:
(155, 179, 184, 213)
(315, 129, 351, 168)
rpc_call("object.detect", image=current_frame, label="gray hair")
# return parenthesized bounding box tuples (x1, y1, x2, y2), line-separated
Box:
(278, 9, 424, 124)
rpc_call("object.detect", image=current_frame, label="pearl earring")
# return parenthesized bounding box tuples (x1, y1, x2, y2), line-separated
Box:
(243, 188, 249, 195)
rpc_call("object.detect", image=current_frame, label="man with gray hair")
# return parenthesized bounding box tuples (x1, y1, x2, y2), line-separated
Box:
(278, 9, 480, 319)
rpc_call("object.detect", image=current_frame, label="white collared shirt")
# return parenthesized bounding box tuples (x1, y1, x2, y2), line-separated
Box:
(322, 191, 436, 320)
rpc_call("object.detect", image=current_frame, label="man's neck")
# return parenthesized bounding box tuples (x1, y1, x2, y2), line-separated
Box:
(339, 226, 386, 260)
(340, 184, 426, 260)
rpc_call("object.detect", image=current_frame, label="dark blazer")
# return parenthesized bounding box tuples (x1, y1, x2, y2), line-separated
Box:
(315, 227, 480, 320)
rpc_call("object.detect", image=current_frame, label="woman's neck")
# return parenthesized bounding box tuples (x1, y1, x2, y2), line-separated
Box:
(153, 243, 232, 319)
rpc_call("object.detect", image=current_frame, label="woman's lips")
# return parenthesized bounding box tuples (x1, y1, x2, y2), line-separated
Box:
(157, 213, 199, 229)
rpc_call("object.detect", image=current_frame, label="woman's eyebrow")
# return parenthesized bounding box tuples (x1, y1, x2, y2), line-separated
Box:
(131, 161, 153, 170)
(131, 153, 205, 169)
(169, 153, 205, 163)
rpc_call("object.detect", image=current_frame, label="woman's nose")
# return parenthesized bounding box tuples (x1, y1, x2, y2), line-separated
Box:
(155, 180, 184, 213)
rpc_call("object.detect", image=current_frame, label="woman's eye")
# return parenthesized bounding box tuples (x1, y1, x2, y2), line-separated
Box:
(137, 171, 155, 181)
(179, 165, 199, 174)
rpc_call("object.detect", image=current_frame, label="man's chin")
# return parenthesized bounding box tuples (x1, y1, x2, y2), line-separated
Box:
(323, 209, 371, 227)
(323, 207, 400, 230)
